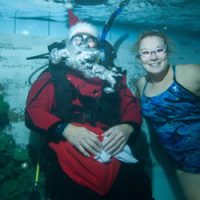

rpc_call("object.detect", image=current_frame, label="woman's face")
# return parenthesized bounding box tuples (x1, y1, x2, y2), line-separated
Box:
(138, 36, 168, 74)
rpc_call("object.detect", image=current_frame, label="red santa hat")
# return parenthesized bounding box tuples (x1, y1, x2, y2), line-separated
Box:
(65, 2, 79, 27)
(65, 2, 99, 40)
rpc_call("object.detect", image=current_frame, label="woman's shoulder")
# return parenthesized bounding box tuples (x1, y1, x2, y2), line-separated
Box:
(176, 64, 200, 71)
(175, 64, 200, 95)
(176, 64, 200, 79)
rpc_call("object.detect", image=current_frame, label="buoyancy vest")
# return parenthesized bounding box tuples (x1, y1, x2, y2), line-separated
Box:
(52, 75, 121, 126)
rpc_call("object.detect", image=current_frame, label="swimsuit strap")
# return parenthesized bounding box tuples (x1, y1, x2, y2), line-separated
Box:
(172, 65, 176, 81)
(142, 77, 149, 96)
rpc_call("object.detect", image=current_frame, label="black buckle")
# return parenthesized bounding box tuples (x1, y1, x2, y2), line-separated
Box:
(82, 111, 96, 123)
(71, 111, 96, 124)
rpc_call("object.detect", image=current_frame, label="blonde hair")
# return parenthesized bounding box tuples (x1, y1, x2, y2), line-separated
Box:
(132, 31, 173, 57)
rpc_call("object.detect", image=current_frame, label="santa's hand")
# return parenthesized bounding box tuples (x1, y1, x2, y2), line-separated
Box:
(63, 124, 101, 157)
(102, 124, 133, 155)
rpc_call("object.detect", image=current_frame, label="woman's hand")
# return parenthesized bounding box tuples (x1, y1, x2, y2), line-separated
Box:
(102, 124, 133, 155)
(63, 124, 102, 157)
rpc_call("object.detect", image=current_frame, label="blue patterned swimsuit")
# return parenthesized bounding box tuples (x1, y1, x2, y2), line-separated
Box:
(141, 65, 200, 173)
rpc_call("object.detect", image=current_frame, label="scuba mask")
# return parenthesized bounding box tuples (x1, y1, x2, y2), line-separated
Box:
(70, 33, 98, 49)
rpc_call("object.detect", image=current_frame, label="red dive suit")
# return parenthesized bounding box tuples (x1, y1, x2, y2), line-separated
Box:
(25, 69, 142, 195)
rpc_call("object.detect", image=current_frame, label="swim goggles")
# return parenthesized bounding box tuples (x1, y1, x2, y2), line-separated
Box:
(139, 45, 167, 58)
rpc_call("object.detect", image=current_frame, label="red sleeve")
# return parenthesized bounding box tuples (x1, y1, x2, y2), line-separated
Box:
(25, 72, 61, 132)
(119, 74, 142, 125)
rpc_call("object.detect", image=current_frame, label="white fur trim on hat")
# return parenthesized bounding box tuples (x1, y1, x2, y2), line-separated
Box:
(68, 22, 99, 40)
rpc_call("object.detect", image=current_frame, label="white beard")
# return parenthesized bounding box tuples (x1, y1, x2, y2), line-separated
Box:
(49, 44, 121, 91)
